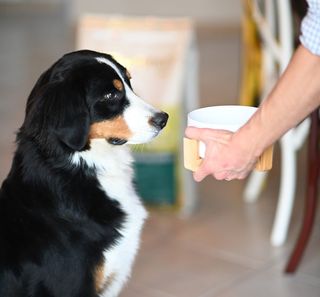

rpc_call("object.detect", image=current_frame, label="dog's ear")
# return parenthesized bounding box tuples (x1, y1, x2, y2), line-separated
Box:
(25, 66, 55, 117)
(21, 58, 91, 151)
(53, 85, 90, 151)
(55, 110, 90, 151)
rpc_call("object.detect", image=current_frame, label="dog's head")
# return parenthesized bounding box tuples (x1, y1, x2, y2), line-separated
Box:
(21, 50, 168, 152)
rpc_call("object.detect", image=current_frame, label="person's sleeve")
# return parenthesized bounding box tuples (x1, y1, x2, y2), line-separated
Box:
(300, 0, 320, 55)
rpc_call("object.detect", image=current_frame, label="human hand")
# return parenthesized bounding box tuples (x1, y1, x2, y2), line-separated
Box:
(185, 127, 258, 182)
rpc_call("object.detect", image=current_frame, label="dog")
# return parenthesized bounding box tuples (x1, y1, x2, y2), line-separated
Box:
(0, 50, 168, 297)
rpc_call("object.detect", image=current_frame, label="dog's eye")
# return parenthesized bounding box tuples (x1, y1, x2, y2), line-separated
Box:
(99, 91, 122, 103)
(99, 93, 113, 102)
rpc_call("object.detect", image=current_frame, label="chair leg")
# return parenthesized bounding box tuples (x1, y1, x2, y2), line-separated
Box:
(244, 171, 268, 203)
(271, 132, 297, 246)
(285, 110, 320, 273)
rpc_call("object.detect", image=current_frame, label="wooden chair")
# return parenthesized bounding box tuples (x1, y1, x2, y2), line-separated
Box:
(243, 0, 310, 248)
(286, 109, 320, 273)
(242, 0, 318, 273)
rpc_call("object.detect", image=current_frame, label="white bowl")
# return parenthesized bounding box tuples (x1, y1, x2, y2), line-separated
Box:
(187, 105, 257, 157)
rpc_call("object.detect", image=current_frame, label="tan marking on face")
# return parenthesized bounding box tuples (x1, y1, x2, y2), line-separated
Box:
(113, 79, 123, 91)
(126, 70, 131, 79)
(89, 116, 132, 140)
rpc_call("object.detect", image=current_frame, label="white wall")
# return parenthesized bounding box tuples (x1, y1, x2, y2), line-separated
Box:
(68, 0, 241, 26)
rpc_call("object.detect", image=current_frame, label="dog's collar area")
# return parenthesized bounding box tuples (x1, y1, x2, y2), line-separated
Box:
(107, 138, 128, 145)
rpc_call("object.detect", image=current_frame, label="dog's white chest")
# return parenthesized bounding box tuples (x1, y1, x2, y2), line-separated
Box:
(72, 140, 147, 296)
(97, 164, 147, 297)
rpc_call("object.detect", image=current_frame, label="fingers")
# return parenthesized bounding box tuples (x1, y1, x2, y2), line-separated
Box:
(185, 126, 205, 141)
(193, 167, 208, 182)
(185, 126, 252, 182)
(193, 161, 230, 182)
(194, 168, 237, 182)
(193, 159, 212, 182)
(193, 165, 250, 182)
(217, 170, 250, 181)
(185, 127, 232, 144)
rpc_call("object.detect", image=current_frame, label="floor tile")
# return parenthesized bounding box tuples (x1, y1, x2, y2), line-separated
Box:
(213, 264, 320, 297)
(129, 238, 254, 297)
(121, 283, 177, 297)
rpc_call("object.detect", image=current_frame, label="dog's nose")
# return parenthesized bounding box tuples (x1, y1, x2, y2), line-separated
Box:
(149, 112, 169, 130)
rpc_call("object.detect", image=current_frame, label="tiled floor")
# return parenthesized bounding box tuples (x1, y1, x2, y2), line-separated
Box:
(1, 4, 320, 297)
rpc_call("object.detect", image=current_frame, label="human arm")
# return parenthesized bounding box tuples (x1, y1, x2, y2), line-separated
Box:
(185, 44, 320, 182)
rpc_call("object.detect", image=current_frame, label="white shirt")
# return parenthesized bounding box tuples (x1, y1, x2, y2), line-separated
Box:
(300, 0, 320, 55)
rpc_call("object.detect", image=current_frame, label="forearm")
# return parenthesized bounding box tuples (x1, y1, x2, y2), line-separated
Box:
(185, 2, 320, 182)
(233, 45, 320, 157)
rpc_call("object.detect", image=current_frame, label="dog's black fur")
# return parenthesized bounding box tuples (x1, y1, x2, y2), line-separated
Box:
(0, 50, 141, 297)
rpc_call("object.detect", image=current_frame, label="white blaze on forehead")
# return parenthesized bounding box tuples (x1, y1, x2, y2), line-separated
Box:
(95, 57, 154, 110)
(96, 57, 124, 84)
(96, 57, 160, 144)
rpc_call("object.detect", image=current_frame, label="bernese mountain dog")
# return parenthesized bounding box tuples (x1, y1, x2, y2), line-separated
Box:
(0, 50, 168, 297)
